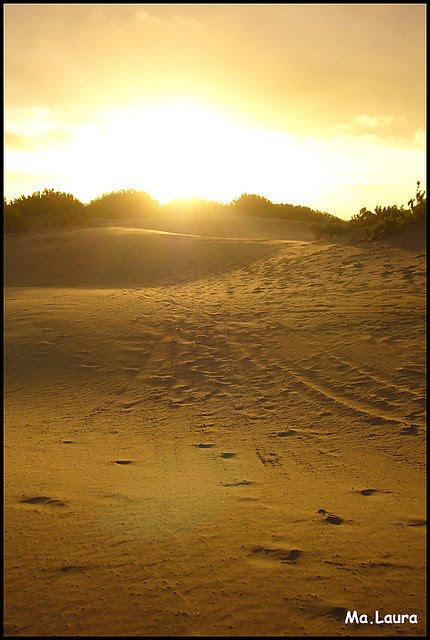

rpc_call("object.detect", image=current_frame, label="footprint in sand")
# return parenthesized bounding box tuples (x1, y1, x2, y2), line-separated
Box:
(249, 545, 303, 564)
(194, 443, 216, 449)
(325, 515, 344, 525)
(303, 602, 350, 622)
(324, 606, 349, 621)
(405, 519, 426, 527)
(317, 509, 344, 525)
(400, 425, 419, 435)
(58, 565, 90, 573)
(355, 488, 392, 496)
(20, 496, 66, 507)
(271, 429, 297, 437)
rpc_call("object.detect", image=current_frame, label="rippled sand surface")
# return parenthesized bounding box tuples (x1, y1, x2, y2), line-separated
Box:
(4, 216, 426, 636)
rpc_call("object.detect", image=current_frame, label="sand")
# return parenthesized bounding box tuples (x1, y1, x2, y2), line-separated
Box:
(4, 214, 426, 636)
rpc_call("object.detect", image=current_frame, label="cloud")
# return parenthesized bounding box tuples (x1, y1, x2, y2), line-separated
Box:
(352, 114, 403, 128)
(135, 8, 199, 27)
(135, 9, 160, 24)
(334, 114, 413, 143)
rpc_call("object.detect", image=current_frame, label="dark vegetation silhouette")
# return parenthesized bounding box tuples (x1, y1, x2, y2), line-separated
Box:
(230, 193, 336, 222)
(86, 189, 160, 219)
(312, 182, 426, 241)
(4, 184, 426, 240)
(4, 188, 85, 233)
(4, 188, 336, 233)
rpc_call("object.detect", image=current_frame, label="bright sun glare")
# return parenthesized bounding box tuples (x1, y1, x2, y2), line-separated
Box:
(6, 99, 424, 216)
(64, 100, 320, 206)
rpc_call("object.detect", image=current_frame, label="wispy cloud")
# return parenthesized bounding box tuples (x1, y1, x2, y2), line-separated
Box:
(135, 9, 160, 24)
(135, 8, 199, 27)
(352, 114, 404, 128)
(334, 114, 411, 143)
(337, 114, 406, 132)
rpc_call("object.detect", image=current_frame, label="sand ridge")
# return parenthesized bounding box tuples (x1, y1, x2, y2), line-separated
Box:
(4, 215, 426, 636)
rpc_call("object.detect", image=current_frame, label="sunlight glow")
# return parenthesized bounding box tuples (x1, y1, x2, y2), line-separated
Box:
(59, 100, 326, 206)
(4, 99, 426, 217)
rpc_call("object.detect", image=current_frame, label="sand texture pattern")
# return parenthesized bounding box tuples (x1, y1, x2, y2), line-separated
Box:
(4, 216, 426, 636)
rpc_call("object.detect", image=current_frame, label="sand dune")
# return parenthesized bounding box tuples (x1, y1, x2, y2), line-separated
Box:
(89, 213, 319, 241)
(4, 216, 426, 636)
(4, 226, 283, 288)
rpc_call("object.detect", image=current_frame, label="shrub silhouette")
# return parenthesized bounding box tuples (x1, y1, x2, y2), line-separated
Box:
(231, 193, 276, 217)
(4, 198, 26, 233)
(231, 193, 336, 222)
(4, 189, 86, 232)
(86, 189, 160, 219)
(312, 182, 426, 240)
(311, 219, 349, 239)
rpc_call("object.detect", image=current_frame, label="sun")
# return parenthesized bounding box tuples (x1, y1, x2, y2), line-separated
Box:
(17, 99, 329, 208)
(64, 101, 249, 204)
(62, 100, 291, 205)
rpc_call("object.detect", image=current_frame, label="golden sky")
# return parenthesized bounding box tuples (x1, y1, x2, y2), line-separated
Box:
(4, 3, 426, 218)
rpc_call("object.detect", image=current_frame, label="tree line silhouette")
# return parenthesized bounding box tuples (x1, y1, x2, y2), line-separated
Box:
(4, 185, 426, 238)
(4, 188, 336, 233)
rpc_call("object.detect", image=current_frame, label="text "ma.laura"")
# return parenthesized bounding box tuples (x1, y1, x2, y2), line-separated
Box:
(345, 610, 418, 625)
